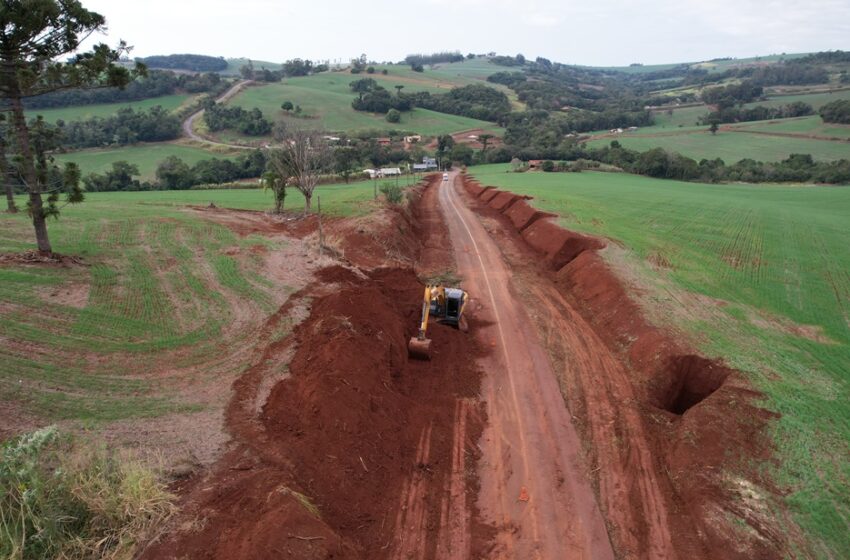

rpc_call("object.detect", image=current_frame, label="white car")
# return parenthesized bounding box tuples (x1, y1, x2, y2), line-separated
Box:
(442, 173, 449, 181)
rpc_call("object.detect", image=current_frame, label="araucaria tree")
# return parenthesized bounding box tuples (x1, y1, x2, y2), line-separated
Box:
(266, 127, 330, 213)
(0, 0, 144, 253)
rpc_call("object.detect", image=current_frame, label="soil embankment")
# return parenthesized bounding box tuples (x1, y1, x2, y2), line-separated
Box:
(141, 177, 491, 559)
(458, 173, 792, 559)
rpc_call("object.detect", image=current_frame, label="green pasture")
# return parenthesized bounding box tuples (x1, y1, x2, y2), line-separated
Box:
(737, 116, 850, 139)
(53, 143, 239, 181)
(469, 164, 850, 557)
(0, 178, 387, 423)
(587, 128, 849, 163)
(228, 78, 502, 136)
(26, 94, 192, 124)
(742, 88, 850, 110)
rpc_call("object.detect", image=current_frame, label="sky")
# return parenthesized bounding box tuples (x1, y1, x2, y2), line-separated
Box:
(80, 0, 850, 67)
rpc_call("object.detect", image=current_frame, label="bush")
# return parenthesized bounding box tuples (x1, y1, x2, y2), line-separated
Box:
(0, 427, 174, 560)
(819, 99, 850, 124)
(386, 109, 401, 123)
(541, 160, 555, 172)
(380, 182, 403, 204)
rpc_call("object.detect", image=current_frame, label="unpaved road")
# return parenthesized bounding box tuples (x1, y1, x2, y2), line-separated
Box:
(439, 172, 615, 559)
(182, 79, 255, 148)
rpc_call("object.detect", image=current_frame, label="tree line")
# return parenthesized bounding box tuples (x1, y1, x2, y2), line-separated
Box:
(138, 54, 228, 72)
(699, 102, 814, 125)
(239, 59, 329, 82)
(23, 70, 224, 110)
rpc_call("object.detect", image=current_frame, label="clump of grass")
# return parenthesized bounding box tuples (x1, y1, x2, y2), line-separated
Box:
(379, 182, 403, 205)
(0, 427, 174, 560)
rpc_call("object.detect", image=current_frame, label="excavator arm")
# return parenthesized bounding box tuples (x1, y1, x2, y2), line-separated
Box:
(409, 286, 437, 359)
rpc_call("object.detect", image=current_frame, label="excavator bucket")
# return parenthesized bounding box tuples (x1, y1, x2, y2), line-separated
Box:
(408, 336, 432, 360)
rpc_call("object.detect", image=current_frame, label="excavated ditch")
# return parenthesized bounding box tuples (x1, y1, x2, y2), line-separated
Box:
(142, 177, 491, 559)
(460, 173, 791, 559)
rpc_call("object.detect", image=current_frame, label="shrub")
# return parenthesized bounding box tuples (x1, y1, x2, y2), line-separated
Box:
(541, 160, 555, 172)
(386, 109, 401, 123)
(0, 427, 174, 560)
(819, 99, 850, 124)
(380, 182, 403, 204)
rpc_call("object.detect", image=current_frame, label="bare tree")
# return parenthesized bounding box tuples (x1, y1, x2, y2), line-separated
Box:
(266, 127, 331, 213)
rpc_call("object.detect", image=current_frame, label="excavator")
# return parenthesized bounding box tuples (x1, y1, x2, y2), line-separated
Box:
(408, 285, 469, 360)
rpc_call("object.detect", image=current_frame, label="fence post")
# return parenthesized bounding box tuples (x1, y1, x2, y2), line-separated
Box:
(317, 195, 324, 257)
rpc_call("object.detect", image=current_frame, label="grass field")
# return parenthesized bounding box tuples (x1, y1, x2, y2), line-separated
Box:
(738, 115, 850, 139)
(53, 143, 239, 181)
(469, 164, 850, 557)
(589, 88, 850, 163)
(226, 62, 505, 136)
(26, 94, 193, 124)
(587, 129, 850, 163)
(0, 178, 385, 424)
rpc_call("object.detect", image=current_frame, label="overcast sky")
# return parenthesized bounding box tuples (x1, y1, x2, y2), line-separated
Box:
(80, 0, 850, 67)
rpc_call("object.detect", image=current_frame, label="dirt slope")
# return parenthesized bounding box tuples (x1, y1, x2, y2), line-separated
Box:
(458, 173, 796, 559)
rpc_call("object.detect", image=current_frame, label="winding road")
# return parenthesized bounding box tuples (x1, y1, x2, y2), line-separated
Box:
(181, 79, 256, 149)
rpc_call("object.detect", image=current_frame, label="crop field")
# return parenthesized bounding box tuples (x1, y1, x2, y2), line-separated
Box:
(53, 142, 240, 181)
(226, 63, 506, 136)
(0, 179, 383, 425)
(469, 164, 850, 556)
(26, 93, 193, 124)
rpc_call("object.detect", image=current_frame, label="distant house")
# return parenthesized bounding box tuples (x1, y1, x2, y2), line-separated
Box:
(528, 159, 543, 169)
(376, 137, 391, 146)
(404, 135, 422, 144)
(364, 167, 402, 179)
(413, 157, 439, 171)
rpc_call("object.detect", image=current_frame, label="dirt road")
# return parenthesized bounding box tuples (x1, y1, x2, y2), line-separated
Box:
(438, 172, 615, 559)
(182, 79, 255, 148)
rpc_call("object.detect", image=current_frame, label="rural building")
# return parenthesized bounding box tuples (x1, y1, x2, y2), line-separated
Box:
(404, 135, 422, 144)
(413, 157, 439, 171)
(528, 159, 543, 169)
(376, 137, 391, 146)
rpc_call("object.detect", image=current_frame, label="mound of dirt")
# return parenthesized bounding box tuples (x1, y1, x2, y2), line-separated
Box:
(142, 263, 487, 559)
(522, 220, 605, 270)
(458, 172, 793, 559)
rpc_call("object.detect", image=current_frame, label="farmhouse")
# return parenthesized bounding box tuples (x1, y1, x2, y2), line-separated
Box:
(376, 137, 391, 146)
(528, 159, 543, 169)
(404, 135, 422, 144)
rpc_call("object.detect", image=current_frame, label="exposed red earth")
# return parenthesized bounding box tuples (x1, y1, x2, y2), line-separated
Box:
(141, 172, 791, 559)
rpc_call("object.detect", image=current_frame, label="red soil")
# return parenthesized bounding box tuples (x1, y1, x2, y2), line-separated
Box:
(142, 178, 492, 559)
(458, 171, 792, 559)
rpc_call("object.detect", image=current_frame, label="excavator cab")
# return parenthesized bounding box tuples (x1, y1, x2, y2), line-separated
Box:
(409, 286, 469, 360)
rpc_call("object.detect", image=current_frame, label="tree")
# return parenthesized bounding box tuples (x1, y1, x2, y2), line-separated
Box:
(261, 169, 287, 213)
(281, 101, 294, 112)
(366, 66, 375, 74)
(350, 77, 378, 99)
(0, 116, 17, 213)
(333, 146, 359, 183)
(709, 121, 719, 135)
(0, 0, 143, 253)
(266, 127, 331, 213)
(394, 85, 404, 96)
(386, 109, 401, 123)
(156, 156, 193, 189)
(478, 133, 494, 153)
(437, 134, 455, 159)
(411, 62, 424, 73)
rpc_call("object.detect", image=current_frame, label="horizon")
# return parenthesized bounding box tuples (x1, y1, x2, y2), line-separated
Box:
(80, 0, 850, 68)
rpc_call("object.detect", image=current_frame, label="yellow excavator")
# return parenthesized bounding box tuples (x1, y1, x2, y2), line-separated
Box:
(408, 285, 469, 360)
